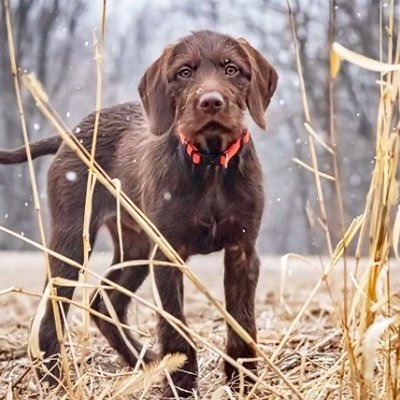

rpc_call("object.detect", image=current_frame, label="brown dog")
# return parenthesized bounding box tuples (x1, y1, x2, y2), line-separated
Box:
(0, 30, 277, 397)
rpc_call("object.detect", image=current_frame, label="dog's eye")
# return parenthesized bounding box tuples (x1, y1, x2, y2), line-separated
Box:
(225, 64, 239, 77)
(178, 67, 192, 79)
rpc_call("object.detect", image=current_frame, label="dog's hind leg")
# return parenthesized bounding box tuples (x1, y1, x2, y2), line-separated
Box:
(90, 218, 157, 367)
(34, 214, 101, 383)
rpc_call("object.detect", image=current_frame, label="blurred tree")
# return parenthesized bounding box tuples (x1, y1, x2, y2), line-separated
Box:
(0, 0, 86, 249)
(0, 0, 388, 254)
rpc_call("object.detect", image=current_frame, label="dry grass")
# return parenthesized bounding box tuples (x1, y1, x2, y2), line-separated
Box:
(1, 0, 400, 399)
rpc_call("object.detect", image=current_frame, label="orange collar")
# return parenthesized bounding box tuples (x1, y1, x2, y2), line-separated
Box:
(178, 130, 250, 168)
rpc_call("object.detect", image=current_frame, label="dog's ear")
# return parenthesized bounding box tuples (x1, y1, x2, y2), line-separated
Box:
(138, 46, 175, 135)
(238, 38, 278, 130)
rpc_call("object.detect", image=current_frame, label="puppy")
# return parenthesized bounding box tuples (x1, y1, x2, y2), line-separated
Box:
(0, 30, 277, 397)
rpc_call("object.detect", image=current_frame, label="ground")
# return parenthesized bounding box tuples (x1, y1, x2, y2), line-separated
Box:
(0, 251, 359, 399)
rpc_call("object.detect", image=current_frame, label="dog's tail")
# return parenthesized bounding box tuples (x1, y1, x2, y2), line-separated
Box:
(0, 136, 62, 164)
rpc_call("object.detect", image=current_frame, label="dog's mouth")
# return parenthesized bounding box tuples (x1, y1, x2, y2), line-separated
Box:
(194, 121, 231, 136)
(178, 119, 250, 167)
(192, 121, 244, 153)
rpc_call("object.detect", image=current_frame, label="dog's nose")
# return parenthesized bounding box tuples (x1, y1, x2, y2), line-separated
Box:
(198, 91, 224, 114)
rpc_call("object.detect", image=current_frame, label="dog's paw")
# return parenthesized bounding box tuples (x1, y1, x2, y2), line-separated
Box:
(34, 356, 63, 387)
(161, 369, 198, 399)
(225, 360, 258, 394)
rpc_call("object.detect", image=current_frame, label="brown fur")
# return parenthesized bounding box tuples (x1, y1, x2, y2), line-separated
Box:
(0, 30, 277, 397)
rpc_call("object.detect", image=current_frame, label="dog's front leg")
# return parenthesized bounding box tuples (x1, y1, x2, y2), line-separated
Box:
(223, 243, 260, 388)
(154, 251, 198, 398)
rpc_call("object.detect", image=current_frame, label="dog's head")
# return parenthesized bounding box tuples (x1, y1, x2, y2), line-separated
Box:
(138, 30, 278, 152)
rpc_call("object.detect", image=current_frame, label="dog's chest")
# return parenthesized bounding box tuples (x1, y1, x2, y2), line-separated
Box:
(141, 162, 259, 256)
(183, 186, 243, 254)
